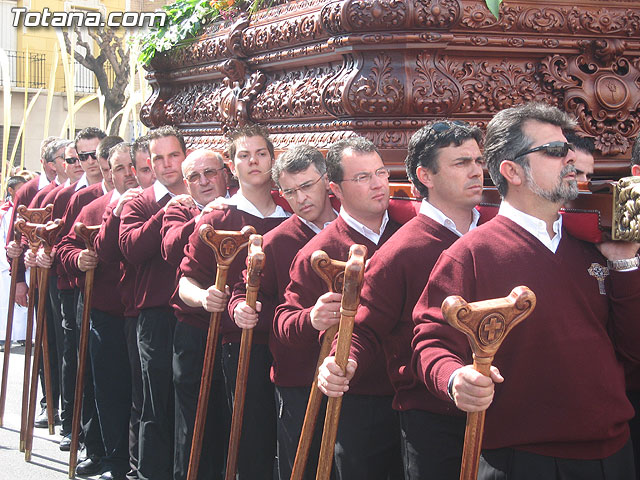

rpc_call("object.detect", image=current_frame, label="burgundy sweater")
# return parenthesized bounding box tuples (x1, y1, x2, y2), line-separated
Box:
(412, 215, 640, 459)
(7, 175, 41, 282)
(274, 215, 400, 395)
(57, 191, 124, 317)
(227, 215, 316, 385)
(95, 201, 138, 318)
(119, 186, 173, 311)
(349, 214, 463, 414)
(161, 203, 199, 268)
(29, 181, 58, 209)
(176, 206, 286, 342)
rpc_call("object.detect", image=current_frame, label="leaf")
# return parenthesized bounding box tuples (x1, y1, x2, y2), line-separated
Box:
(485, 0, 502, 20)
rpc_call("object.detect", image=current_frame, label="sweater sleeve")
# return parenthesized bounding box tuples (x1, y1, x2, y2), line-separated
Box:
(161, 205, 196, 268)
(56, 210, 88, 279)
(606, 268, 640, 363)
(95, 205, 124, 264)
(119, 195, 164, 265)
(411, 250, 475, 403)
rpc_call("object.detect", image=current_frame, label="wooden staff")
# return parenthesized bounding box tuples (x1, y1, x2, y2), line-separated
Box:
(315, 244, 367, 480)
(68, 223, 100, 479)
(187, 225, 256, 480)
(441, 286, 536, 480)
(225, 234, 265, 480)
(291, 250, 347, 480)
(24, 219, 64, 461)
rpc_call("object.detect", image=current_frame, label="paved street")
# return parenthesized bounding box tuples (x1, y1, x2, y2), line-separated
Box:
(0, 344, 101, 479)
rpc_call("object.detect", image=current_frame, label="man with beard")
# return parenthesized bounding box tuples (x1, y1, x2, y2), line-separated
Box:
(412, 103, 640, 479)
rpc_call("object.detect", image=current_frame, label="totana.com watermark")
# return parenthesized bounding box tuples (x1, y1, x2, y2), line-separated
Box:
(11, 7, 167, 28)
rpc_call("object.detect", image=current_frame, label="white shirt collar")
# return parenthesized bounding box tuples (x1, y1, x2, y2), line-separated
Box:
(75, 174, 88, 191)
(339, 207, 389, 245)
(498, 200, 562, 253)
(38, 173, 50, 190)
(101, 180, 109, 196)
(63, 178, 71, 188)
(226, 192, 289, 219)
(53, 176, 63, 186)
(110, 188, 122, 204)
(153, 180, 173, 203)
(419, 200, 480, 237)
(298, 209, 338, 235)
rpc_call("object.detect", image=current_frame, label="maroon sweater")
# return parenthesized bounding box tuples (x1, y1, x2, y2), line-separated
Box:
(274, 215, 400, 395)
(228, 215, 316, 385)
(8, 175, 41, 282)
(55, 183, 104, 289)
(176, 206, 286, 342)
(349, 214, 463, 414)
(57, 191, 124, 317)
(29, 180, 58, 209)
(119, 186, 175, 310)
(161, 203, 199, 268)
(96, 201, 138, 318)
(412, 215, 640, 459)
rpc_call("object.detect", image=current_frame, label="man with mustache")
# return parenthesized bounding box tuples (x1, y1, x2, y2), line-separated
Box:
(177, 125, 289, 479)
(274, 136, 403, 479)
(412, 103, 640, 479)
(318, 121, 485, 479)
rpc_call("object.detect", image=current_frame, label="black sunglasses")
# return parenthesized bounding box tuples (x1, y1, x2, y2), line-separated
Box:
(78, 151, 98, 161)
(65, 156, 80, 164)
(514, 141, 575, 160)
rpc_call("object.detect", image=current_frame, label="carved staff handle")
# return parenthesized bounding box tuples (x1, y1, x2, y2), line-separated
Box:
(187, 224, 256, 480)
(316, 244, 367, 480)
(17, 204, 53, 225)
(68, 223, 101, 479)
(225, 234, 265, 480)
(442, 286, 536, 480)
(290, 251, 346, 480)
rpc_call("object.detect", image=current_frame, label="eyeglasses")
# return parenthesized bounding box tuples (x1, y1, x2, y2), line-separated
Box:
(78, 151, 98, 162)
(342, 167, 390, 185)
(429, 120, 469, 134)
(513, 141, 575, 160)
(185, 167, 226, 184)
(65, 156, 80, 164)
(280, 173, 325, 199)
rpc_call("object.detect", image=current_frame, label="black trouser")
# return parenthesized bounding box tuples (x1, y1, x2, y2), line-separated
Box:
(38, 274, 63, 411)
(77, 292, 105, 458)
(334, 394, 403, 480)
(90, 309, 132, 474)
(137, 307, 175, 480)
(124, 315, 143, 478)
(221, 342, 277, 479)
(627, 390, 640, 480)
(479, 439, 635, 479)
(173, 321, 229, 480)
(274, 385, 330, 480)
(399, 409, 465, 480)
(60, 288, 77, 434)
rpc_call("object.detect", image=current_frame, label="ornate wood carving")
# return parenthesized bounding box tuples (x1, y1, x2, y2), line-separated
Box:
(142, 0, 640, 176)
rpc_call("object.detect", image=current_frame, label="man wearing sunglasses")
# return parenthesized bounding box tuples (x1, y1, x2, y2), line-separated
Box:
(413, 103, 640, 479)
(275, 136, 403, 479)
(318, 120, 485, 479)
(64, 143, 86, 186)
(226, 144, 336, 480)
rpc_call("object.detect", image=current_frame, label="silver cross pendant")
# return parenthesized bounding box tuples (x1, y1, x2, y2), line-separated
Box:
(588, 263, 609, 295)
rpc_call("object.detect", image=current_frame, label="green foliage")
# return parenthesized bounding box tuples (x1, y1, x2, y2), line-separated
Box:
(485, 0, 503, 20)
(136, 0, 266, 65)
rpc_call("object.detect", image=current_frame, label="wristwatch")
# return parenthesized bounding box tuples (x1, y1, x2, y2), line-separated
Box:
(606, 255, 640, 271)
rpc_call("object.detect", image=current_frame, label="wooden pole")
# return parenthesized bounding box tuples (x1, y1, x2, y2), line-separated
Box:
(225, 234, 265, 480)
(186, 225, 255, 480)
(441, 286, 536, 480)
(24, 219, 64, 461)
(315, 244, 367, 480)
(291, 250, 347, 480)
(67, 223, 100, 479)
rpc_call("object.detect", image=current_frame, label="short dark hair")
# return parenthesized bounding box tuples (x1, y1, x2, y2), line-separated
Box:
(147, 126, 186, 155)
(405, 121, 484, 199)
(271, 145, 326, 187)
(7, 175, 26, 191)
(131, 136, 149, 168)
(97, 136, 124, 161)
(108, 142, 132, 167)
(226, 124, 274, 162)
(484, 102, 576, 197)
(44, 139, 73, 163)
(74, 127, 107, 149)
(563, 131, 595, 155)
(631, 132, 640, 167)
(325, 136, 380, 183)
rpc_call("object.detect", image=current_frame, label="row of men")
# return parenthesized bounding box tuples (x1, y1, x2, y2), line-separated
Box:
(6, 101, 640, 480)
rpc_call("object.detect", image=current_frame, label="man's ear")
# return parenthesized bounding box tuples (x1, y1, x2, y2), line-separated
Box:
(416, 165, 434, 190)
(499, 160, 524, 187)
(329, 181, 342, 200)
(632, 164, 640, 177)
